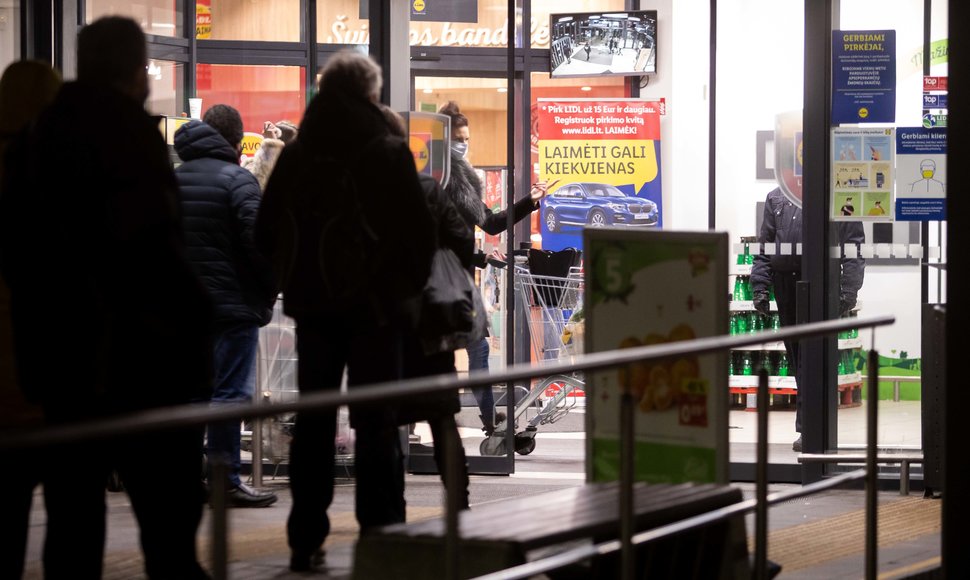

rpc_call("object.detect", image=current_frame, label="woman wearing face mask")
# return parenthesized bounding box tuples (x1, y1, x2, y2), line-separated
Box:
(437, 100, 550, 437)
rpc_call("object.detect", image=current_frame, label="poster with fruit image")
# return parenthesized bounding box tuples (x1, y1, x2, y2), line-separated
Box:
(584, 230, 728, 484)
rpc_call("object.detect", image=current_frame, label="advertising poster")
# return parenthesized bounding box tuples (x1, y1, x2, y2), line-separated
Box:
(584, 230, 728, 484)
(537, 99, 663, 253)
(832, 30, 896, 124)
(482, 169, 505, 247)
(895, 128, 947, 221)
(196, 0, 212, 39)
(832, 127, 895, 221)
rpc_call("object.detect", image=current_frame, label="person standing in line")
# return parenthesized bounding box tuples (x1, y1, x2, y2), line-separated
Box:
(379, 105, 473, 509)
(0, 17, 212, 579)
(255, 50, 435, 572)
(750, 187, 865, 452)
(174, 105, 279, 507)
(0, 59, 62, 580)
(437, 101, 551, 436)
(584, 41, 592, 60)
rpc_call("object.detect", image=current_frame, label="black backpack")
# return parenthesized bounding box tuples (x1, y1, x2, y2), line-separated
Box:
(273, 135, 429, 320)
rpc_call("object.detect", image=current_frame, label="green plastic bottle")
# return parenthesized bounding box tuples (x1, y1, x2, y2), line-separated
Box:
(777, 351, 790, 376)
(729, 314, 737, 336)
(741, 351, 753, 376)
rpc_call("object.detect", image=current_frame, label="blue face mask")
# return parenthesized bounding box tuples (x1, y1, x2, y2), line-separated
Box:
(451, 142, 469, 159)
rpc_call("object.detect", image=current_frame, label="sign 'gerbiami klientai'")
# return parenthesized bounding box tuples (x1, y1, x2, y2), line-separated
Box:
(832, 30, 896, 124)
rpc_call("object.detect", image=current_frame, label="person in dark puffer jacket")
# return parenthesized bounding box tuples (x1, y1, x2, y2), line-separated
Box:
(174, 106, 278, 508)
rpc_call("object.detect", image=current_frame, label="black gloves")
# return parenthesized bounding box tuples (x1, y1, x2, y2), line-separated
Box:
(753, 291, 771, 316)
(840, 295, 856, 317)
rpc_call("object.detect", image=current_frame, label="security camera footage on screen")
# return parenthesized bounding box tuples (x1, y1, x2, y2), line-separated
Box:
(549, 11, 657, 78)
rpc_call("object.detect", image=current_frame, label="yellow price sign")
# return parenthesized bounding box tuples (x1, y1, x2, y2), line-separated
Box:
(413, 0, 426, 12)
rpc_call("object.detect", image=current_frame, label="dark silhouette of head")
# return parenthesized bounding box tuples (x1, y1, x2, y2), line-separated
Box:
(77, 16, 149, 103)
(203, 104, 244, 151)
(0, 60, 62, 137)
(318, 50, 382, 103)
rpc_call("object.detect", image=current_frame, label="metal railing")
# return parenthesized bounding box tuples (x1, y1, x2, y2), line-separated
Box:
(0, 314, 894, 580)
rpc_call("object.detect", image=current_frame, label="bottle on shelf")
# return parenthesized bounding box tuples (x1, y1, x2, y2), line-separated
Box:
(741, 351, 753, 376)
(777, 351, 790, 376)
(736, 312, 749, 334)
(729, 313, 738, 336)
(728, 353, 736, 375)
(733, 276, 744, 301)
(771, 312, 781, 331)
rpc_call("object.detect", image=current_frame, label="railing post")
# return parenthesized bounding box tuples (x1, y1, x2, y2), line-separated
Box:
(620, 387, 635, 580)
(755, 368, 770, 580)
(210, 458, 229, 580)
(443, 422, 461, 580)
(252, 355, 264, 488)
(866, 349, 879, 580)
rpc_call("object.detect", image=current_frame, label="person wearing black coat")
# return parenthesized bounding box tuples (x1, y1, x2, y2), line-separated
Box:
(174, 108, 278, 508)
(254, 50, 436, 572)
(750, 187, 865, 451)
(438, 101, 550, 436)
(379, 105, 474, 509)
(0, 17, 211, 579)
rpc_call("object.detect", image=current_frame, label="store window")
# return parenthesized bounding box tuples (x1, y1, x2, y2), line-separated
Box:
(199, 0, 300, 42)
(317, 0, 625, 49)
(195, 64, 306, 135)
(86, 0, 183, 37)
(0, 1, 19, 73)
(147, 61, 185, 118)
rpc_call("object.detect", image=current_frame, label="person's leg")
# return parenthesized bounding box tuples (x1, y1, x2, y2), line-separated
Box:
(287, 317, 345, 563)
(0, 449, 40, 580)
(41, 440, 109, 579)
(466, 338, 496, 430)
(349, 324, 406, 532)
(119, 428, 208, 579)
(207, 323, 259, 488)
(426, 415, 470, 510)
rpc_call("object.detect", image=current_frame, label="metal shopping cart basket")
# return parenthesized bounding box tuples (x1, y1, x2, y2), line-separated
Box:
(479, 250, 585, 456)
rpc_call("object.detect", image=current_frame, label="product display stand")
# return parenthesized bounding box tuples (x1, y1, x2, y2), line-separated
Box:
(727, 240, 863, 410)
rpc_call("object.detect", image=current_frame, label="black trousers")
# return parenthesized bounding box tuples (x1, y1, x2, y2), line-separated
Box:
(38, 410, 208, 580)
(287, 315, 407, 557)
(773, 271, 806, 433)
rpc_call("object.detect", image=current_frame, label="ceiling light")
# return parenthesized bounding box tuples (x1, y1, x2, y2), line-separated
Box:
(497, 87, 508, 93)
(422, 88, 433, 94)
(580, 86, 592, 91)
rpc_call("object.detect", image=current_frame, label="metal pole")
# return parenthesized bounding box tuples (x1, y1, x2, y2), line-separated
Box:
(755, 368, 769, 580)
(210, 459, 229, 580)
(619, 388, 635, 580)
(865, 349, 879, 580)
(251, 357, 263, 487)
(444, 424, 461, 580)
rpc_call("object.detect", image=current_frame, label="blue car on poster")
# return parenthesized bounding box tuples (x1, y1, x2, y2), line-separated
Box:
(541, 182, 659, 232)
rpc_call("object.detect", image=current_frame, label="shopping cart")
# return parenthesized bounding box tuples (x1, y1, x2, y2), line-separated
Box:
(479, 256, 585, 457)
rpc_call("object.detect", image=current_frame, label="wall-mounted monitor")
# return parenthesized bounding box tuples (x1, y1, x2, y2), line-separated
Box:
(549, 11, 657, 78)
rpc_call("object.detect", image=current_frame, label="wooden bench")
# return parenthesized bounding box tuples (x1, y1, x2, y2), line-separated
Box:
(352, 482, 749, 579)
(797, 453, 924, 495)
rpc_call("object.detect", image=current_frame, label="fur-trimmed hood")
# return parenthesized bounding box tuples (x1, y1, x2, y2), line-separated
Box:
(446, 149, 486, 227)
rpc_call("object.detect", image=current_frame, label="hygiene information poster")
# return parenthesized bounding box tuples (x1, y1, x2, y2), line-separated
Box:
(832, 30, 896, 124)
(895, 128, 947, 221)
(831, 127, 895, 221)
(584, 230, 728, 484)
(536, 99, 663, 252)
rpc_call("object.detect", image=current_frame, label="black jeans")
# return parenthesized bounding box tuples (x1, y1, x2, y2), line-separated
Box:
(774, 271, 806, 433)
(39, 411, 208, 580)
(287, 315, 407, 557)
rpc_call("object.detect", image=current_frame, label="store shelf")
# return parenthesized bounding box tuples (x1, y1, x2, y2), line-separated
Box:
(730, 338, 862, 351)
(729, 300, 778, 312)
(731, 264, 753, 276)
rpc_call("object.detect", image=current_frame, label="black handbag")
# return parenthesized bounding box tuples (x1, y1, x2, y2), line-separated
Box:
(419, 247, 487, 354)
